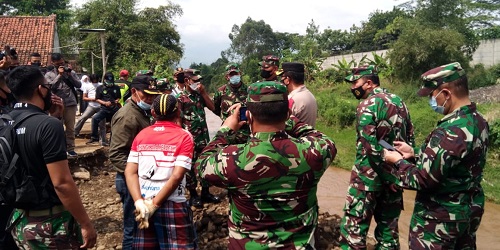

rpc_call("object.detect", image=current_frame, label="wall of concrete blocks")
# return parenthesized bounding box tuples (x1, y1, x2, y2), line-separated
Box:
(320, 39, 500, 70)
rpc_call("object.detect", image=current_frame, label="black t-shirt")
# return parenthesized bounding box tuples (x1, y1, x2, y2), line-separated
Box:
(96, 84, 121, 111)
(10, 103, 67, 209)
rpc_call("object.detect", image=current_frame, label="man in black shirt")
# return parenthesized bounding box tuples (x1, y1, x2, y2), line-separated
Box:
(87, 72, 121, 145)
(6, 66, 96, 249)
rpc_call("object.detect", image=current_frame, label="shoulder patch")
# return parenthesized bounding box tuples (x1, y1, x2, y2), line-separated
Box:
(429, 130, 445, 148)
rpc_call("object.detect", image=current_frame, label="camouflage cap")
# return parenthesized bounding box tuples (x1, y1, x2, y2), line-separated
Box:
(418, 62, 465, 97)
(136, 69, 154, 76)
(153, 94, 178, 116)
(246, 81, 288, 103)
(184, 68, 202, 81)
(258, 55, 280, 68)
(156, 78, 173, 91)
(344, 65, 377, 82)
(225, 63, 240, 74)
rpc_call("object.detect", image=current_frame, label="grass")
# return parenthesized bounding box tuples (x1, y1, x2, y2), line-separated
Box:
(312, 80, 500, 203)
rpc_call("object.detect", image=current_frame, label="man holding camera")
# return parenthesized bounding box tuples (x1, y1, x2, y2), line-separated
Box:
(45, 53, 81, 157)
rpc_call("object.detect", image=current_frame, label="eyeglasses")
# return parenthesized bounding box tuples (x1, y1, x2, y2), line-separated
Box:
(41, 83, 52, 89)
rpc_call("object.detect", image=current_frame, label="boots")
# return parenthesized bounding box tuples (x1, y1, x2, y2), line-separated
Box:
(189, 189, 202, 208)
(201, 188, 221, 203)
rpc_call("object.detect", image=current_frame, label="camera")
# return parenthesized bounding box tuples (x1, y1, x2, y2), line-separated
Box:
(63, 67, 72, 72)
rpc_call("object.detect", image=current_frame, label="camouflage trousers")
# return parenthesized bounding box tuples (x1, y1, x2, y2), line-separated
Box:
(9, 209, 83, 250)
(409, 213, 472, 249)
(186, 147, 209, 192)
(339, 186, 403, 250)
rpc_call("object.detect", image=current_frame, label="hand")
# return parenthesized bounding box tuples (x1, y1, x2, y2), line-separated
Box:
(134, 199, 148, 221)
(383, 149, 403, 164)
(105, 101, 112, 107)
(144, 198, 159, 219)
(79, 223, 97, 248)
(224, 103, 247, 132)
(48, 94, 64, 118)
(197, 83, 206, 93)
(58, 66, 65, 75)
(0, 56, 11, 70)
(394, 141, 414, 159)
(134, 209, 149, 229)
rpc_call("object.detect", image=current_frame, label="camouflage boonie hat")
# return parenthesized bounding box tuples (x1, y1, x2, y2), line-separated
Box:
(156, 78, 173, 91)
(259, 55, 280, 68)
(247, 81, 287, 103)
(136, 69, 154, 76)
(345, 65, 377, 82)
(225, 63, 240, 74)
(418, 62, 465, 97)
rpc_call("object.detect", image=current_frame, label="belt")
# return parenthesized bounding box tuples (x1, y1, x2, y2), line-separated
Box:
(20, 204, 66, 217)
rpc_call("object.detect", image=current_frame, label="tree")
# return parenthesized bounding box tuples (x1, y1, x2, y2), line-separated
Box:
(317, 29, 353, 55)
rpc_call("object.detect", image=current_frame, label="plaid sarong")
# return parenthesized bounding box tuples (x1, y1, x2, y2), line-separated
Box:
(133, 200, 197, 249)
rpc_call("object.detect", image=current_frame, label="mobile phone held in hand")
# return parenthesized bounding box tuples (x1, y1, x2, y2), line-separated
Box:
(378, 139, 396, 151)
(239, 106, 247, 121)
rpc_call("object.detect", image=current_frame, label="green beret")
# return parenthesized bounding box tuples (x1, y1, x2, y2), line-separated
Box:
(345, 65, 377, 82)
(247, 81, 288, 103)
(418, 62, 465, 97)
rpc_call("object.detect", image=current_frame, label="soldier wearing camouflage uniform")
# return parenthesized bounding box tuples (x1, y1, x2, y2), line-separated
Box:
(196, 81, 337, 249)
(177, 69, 220, 207)
(340, 65, 415, 249)
(213, 63, 250, 143)
(259, 55, 280, 81)
(381, 62, 489, 249)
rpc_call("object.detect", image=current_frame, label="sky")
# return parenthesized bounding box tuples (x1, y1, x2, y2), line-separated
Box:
(71, 0, 405, 67)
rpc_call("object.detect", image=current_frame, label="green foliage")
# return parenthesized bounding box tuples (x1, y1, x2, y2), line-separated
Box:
(315, 82, 357, 128)
(468, 64, 499, 89)
(489, 119, 500, 149)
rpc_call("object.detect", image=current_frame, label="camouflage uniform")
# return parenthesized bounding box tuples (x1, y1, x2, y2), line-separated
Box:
(259, 55, 280, 82)
(340, 66, 415, 249)
(10, 210, 83, 249)
(213, 63, 250, 143)
(379, 63, 489, 249)
(177, 88, 210, 191)
(196, 82, 337, 249)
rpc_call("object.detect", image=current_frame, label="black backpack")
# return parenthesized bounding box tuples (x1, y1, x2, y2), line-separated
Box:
(0, 112, 47, 208)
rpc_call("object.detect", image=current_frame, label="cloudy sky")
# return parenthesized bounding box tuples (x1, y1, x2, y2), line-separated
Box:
(71, 0, 405, 67)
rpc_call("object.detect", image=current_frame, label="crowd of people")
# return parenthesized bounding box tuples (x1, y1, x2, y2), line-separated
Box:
(0, 48, 490, 250)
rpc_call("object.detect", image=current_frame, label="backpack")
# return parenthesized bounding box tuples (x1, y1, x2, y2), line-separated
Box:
(0, 112, 47, 208)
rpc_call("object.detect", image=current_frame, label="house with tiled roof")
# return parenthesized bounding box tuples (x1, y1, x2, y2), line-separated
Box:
(0, 14, 60, 67)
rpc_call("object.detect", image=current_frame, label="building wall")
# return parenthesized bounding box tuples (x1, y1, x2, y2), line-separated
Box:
(320, 39, 500, 70)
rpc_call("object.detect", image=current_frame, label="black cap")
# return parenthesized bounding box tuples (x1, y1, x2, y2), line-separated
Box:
(282, 62, 304, 73)
(104, 72, 114, 83)
(131, 75, 161, 95)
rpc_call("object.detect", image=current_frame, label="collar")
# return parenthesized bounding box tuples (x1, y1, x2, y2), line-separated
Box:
(252, 130, 289, 141)
(129, 99, 150, 117)
(289, 85, 307, 97)
(366, 86, 385, 97)
(438, 102, 476, 124)
(153, 120, 181, 128)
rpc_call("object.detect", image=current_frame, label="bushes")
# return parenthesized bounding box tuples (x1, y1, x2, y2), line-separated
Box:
(490, 120, 500, 150)
(468, 64, 498, 90)
(315, 85, 357, 128)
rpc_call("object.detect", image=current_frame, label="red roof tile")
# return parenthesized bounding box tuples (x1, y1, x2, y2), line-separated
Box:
(0, 15, 57, 67)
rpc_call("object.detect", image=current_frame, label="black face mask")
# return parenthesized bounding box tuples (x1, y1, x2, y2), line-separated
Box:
(260, 69, 272, 79)
(40, 86, 52, 111)
(31, 62, 41, 67)
(351, 82, 367, 100)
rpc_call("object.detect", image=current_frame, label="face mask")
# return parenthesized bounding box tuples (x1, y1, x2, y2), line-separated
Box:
(351, 82, 367, 100)
(104, 81, 114, 87)
(229, 75, 241, 85)
(40, 86, 52, 111)
(189, 82, 199, 91)
(31, 62, 41, 67)
(429, 89, 448, 114)
(136, 93, 151, 111)
(260, 69, 272, 79)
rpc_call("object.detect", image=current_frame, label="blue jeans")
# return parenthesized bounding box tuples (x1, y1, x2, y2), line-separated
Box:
(115, 173, 136, 250)
(90, 109, 116, 140)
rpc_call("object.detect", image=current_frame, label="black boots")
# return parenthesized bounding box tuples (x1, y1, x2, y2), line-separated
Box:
(189, 189, 202, 208)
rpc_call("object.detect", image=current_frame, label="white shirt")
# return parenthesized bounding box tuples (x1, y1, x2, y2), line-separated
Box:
(83, 82, 102, 108)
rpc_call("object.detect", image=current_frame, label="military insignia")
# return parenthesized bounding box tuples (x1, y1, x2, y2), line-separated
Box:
(354, 90, 360, 96)
(429, 130, 445, 148)
(103, 90, 108, 94)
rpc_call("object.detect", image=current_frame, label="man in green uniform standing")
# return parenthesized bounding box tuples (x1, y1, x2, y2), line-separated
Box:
(381, 62, 489, 249)
(339, 65, 415, 249)
(259, 55, 280, 81)
(196, 81, 337, 249)
(177, 69, 220, 207)
(213, 63, 250, 143)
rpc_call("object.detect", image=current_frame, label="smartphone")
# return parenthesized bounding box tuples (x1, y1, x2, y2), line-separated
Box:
(239, 106, 247, 121)
(378, 139, 396, 151)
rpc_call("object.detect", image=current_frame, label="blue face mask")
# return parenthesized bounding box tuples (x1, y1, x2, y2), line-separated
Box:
(229, 75, 241, 85)
(429, 89, 448, 114)
(136, 93, 151, 111)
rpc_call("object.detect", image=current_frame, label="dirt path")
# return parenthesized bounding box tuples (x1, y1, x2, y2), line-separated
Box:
(205, 108, 500, 249)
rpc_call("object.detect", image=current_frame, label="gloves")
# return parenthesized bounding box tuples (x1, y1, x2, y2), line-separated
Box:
(144, 198, 159, 219)
(134, 199, 150, 229)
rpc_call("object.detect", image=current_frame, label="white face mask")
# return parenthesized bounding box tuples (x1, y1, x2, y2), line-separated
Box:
(189, 82, 199, 91)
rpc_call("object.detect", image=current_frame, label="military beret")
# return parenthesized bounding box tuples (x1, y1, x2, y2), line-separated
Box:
(258, 55, 280, 68)
(153, 94, 178, 116)
(344, 65, 377, 82)
(246, 81, 288, 103)
(131, 75, 161, 95)
(418, 62, 465, 97)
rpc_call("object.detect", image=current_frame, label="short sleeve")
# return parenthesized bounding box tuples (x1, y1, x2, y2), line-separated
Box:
(41, 118, 68, 164)
(175, 131, 194, 170)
